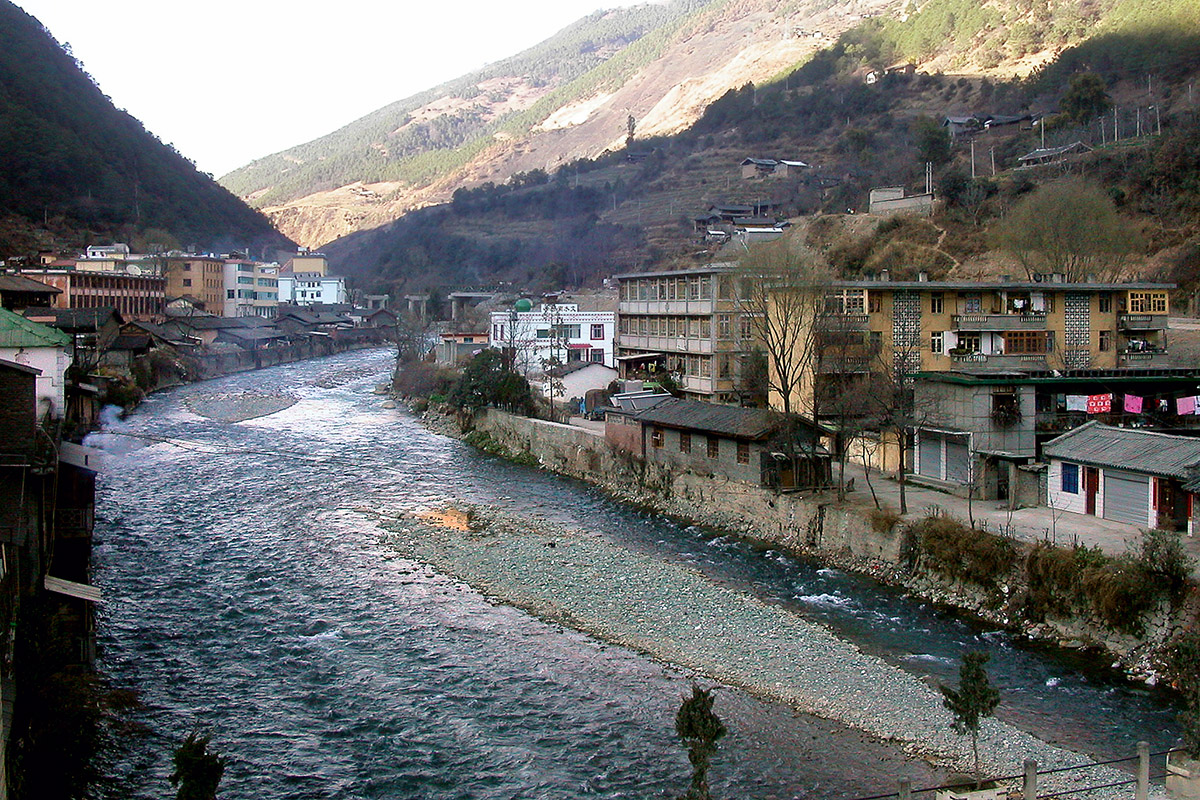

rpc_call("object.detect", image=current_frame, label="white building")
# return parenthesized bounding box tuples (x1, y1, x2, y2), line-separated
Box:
(278, 272, 348, 306)
(0, 308, 72, 419)
(489, 303, 615, 377)
(223, 260, 280, 317)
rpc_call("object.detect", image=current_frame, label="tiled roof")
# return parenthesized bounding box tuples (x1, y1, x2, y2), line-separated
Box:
(22, 306, 121, 332)
(0, 307, 70, 348)
(636, 398, 787, 440)
(0, 274, 60, 295)
(1043, 421, 1200, 479)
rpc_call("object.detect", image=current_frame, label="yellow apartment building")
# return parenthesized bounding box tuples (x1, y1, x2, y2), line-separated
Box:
(770, 275, 1174, 416)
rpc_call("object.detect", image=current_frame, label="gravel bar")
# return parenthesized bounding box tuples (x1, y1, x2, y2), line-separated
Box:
(377, 505, 1147, 797)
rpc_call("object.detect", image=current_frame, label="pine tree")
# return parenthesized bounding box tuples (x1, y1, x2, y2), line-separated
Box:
(169, 730, 227, 800)
(940, 652, 1001, 782)
(675, 684, 727, 800)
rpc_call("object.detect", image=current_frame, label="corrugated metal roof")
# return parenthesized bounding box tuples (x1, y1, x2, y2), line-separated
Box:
(0, 307, 70, 348)
(1042, 421, 1200, 478)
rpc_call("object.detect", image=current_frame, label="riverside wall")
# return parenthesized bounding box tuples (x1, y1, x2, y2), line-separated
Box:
(470, 408, 1198, 681)
(476, 409, 906, 567)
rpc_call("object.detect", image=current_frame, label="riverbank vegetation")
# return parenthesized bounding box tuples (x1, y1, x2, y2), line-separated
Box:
(904, 515, 1197, 642)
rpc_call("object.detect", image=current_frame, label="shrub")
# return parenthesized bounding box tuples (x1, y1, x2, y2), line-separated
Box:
(869, 506, 902, 533)
(1135, 529, 1196, 597)
(1170, 627, 1200, 756)
(1027, 541, 1163, 635)
(910, 516, 1016, 589)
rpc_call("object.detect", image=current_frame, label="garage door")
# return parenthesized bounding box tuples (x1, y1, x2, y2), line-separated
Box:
(1103, 470, 1149, 526)
(945, 438, 970, 484)
(918, 433, 941, 479)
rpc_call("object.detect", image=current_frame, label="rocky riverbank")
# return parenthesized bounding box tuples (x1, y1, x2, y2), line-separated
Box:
(375, 502, 1136, 793)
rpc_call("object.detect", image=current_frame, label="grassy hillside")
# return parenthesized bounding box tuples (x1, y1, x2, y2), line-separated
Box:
(0, 1, 290, 253)
(220, 0, 721, 207)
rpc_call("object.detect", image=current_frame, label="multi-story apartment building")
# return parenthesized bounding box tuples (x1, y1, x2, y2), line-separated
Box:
(223, 259, 279, 317)
(277, 272, 348, 306)
(614, 265, 754, 403)
(164, 255, 226, 313)
(19, 267, 165, 322)
(489, 303, 615, 377)
(772, 274, 1175, 415)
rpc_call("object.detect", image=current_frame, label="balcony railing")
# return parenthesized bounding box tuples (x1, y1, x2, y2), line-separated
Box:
(818, 312, 870, 329)
(950, 353, 1047, 370)
(1117, 313, 1168, 330)
(952, 312, 1047, 331)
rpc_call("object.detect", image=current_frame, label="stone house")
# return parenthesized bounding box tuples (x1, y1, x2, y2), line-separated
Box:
(613, 397, 830, 489)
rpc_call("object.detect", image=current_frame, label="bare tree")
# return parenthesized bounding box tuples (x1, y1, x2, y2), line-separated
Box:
(735, 240, 831, 418)
(991, 178, 1143, 281)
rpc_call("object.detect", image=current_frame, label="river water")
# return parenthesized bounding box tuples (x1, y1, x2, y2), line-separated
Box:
(89, 349, 1180, 799)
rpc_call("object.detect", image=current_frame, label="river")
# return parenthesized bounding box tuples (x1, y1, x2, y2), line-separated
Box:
(89, 349, 1180, 799)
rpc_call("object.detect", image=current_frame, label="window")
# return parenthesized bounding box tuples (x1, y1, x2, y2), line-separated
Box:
(651, 427, 664, 448)
(930, 331, 944, 354)
(590, 348, 604, 363)
(717, 314, 731, 339)
(537, 329, 550, 338)
(591, 324, 605, 340)
(739, 317, 753, 341)
(227, 289, 235, 299)
(868, 293, 882, 313)
(929, 293, 944, 314)
(957, 333, 981, 353)
(963, 293, 982, 313)
(737, 441, 749, 465)
(1004, 330, 1048, 354)
(1099, 330, 1112, 352)
(182, 278, 192, 287)
(1061, 462, 1079, 494)
(707, 436, 719, 459)
(1128, 291, 1167, 314)
(869, 331, 882, 352)
(680, 431, 691, 453)
(825, 289, 866, 315)
(1098, 293, 1112, 313)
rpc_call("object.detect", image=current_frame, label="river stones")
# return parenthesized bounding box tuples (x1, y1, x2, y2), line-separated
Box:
(185, 391, 299, 422)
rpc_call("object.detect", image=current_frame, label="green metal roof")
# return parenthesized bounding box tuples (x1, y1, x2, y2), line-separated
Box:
(0, 307, 70, 348)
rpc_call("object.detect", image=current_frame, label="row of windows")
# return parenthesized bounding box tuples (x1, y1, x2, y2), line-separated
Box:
(650, 428, 751, 463)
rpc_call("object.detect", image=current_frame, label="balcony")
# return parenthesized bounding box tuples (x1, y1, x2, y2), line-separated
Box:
(1118, 348, 1172, 366)
(952, 312, 1047, 332)
(617, 334, 713, 354)
(1117, 313, 1169, 331)
(818, 312, 870, 329)
(949, 353, 1047, 371)
(817, 356, 873, 374)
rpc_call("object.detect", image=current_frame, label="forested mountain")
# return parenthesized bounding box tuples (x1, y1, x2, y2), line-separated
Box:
(0, 0, 291, 255)
(313, 0, 1200, 298)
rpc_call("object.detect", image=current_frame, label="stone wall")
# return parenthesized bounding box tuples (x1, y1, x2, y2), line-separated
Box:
(477, 409, 903, 565)
(472, 409, 1198, 680)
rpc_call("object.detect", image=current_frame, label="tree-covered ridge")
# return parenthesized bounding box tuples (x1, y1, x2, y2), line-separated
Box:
(0, 0, 289, 251)
(220, 0, 722, 207)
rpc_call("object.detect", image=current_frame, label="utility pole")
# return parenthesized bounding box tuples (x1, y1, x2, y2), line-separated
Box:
(1114, 106, 1119, 140)
(970, 139, 976, 179)
(1136, 107, 1142, 138)
(990, 146, 996, 176)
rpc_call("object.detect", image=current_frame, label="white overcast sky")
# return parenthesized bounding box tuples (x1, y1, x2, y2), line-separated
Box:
(15, 0, 645, 177)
